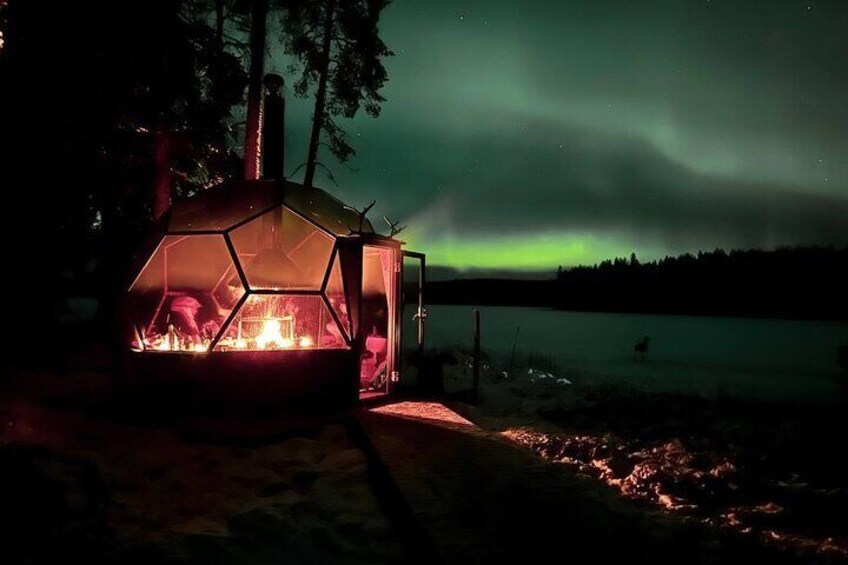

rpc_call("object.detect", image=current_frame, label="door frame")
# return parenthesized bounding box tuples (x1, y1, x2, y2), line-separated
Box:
(401, 251, 426, 355)
(397, 251, 426, 395)
(359, 241, 402, 398)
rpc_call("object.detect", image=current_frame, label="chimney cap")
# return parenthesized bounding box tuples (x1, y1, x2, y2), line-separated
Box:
(263, 73, 285, 93)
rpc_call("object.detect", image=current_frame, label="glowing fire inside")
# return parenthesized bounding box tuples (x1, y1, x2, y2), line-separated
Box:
(145, 324, 211, 352)
(256, 318, 288, 349)
(141, 313, 317, 352)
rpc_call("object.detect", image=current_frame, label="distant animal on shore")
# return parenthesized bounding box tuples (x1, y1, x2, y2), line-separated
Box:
(838, 344, 848, 400)
(634, 336, 650, 360)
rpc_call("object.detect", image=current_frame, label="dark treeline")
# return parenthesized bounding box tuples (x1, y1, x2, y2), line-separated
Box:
(1, 0, 251, 345)
(426, 247, 848, 321)
(0, 0, 391, 351)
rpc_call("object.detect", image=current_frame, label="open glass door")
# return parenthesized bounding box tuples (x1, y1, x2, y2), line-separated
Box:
(359, 244, 398, 398)
(399, 251, 426, 392)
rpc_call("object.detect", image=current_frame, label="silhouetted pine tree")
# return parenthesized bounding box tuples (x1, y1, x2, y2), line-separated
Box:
(280, 0, 392, 187)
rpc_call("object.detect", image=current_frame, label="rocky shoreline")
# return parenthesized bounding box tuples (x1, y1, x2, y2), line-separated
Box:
(445, 351, 848, 562)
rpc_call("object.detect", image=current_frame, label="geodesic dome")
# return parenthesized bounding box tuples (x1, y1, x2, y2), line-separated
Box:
(128, 180, 374, 353)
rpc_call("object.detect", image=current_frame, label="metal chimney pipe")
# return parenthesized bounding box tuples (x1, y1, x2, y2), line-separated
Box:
(261, 73, 285, 181)
(243, 0, 268, 181)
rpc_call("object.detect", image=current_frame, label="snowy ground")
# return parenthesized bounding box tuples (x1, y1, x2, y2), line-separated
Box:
(3, 325, 847, 564)
(0, 364, 403, 564)
(439, 349, 848, 562)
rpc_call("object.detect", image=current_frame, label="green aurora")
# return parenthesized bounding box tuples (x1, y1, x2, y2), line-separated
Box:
(404, 232, 661, 271)
(269, 0, 848, 273)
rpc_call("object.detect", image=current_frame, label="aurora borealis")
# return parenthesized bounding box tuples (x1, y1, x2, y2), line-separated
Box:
(271, 0, 848, 275)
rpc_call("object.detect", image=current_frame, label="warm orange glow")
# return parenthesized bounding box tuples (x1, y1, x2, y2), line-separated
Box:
(256, 318, 286, 349)
(212, 313, 314, 351)
(140, 310, 322, 353)
(147, 330, 209, 353)
(129, 211, 352, 354)
(369, 402, 479, 431)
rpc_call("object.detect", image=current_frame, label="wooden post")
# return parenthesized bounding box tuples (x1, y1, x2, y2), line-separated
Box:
(472, 308, 481, 401)
(508, 325, 520, 373)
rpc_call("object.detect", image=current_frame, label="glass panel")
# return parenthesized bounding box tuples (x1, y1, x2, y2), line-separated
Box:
(168, 180, 281, 232)
(214, 294, 347, 351)
(230, 206, 334, 290)
(401, 257, 423, 348)
(360, 246, 395, 393)
(324, 250, 351, 339)
(400, 255, 424, 388)
(128, 235, 245, 352)
(284, 184, 374, 235)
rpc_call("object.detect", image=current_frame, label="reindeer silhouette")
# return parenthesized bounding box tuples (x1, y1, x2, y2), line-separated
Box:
(634, 335, 650, 360)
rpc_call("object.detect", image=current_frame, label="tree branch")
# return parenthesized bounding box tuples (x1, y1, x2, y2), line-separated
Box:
(315, 162, 338, 186)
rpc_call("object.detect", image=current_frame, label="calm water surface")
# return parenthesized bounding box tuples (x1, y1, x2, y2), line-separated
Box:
(404, 305, 848, 403)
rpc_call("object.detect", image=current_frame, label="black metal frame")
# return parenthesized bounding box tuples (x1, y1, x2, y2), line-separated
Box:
(208, 291, 250, 350)
(247, 289, 324, 296)
(321, 245, 353, 340)
(223, 232, 249, 290)
(402, 250, 426, 354)
(358, 240, 404, 396)
(128, 201, 354, 353)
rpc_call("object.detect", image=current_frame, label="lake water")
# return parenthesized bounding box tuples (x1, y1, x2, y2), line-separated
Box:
(404, 305, 848, 403)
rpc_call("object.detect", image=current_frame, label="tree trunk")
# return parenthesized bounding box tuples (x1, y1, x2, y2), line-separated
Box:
(214, 0, 224, 84)
(303, 0, 336, 189)
(153, 4, 174, 221)
(152, 124, 172, 220)
(243, 0, 268, 181)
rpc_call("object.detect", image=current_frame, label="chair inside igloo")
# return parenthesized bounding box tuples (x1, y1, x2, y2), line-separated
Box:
(129, 235, 245, 352)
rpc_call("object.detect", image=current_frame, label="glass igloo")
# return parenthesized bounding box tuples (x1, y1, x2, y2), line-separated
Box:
(128, 180, 373, 354)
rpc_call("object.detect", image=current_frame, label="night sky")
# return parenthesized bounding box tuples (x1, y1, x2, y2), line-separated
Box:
(270, 0, 848, 275)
